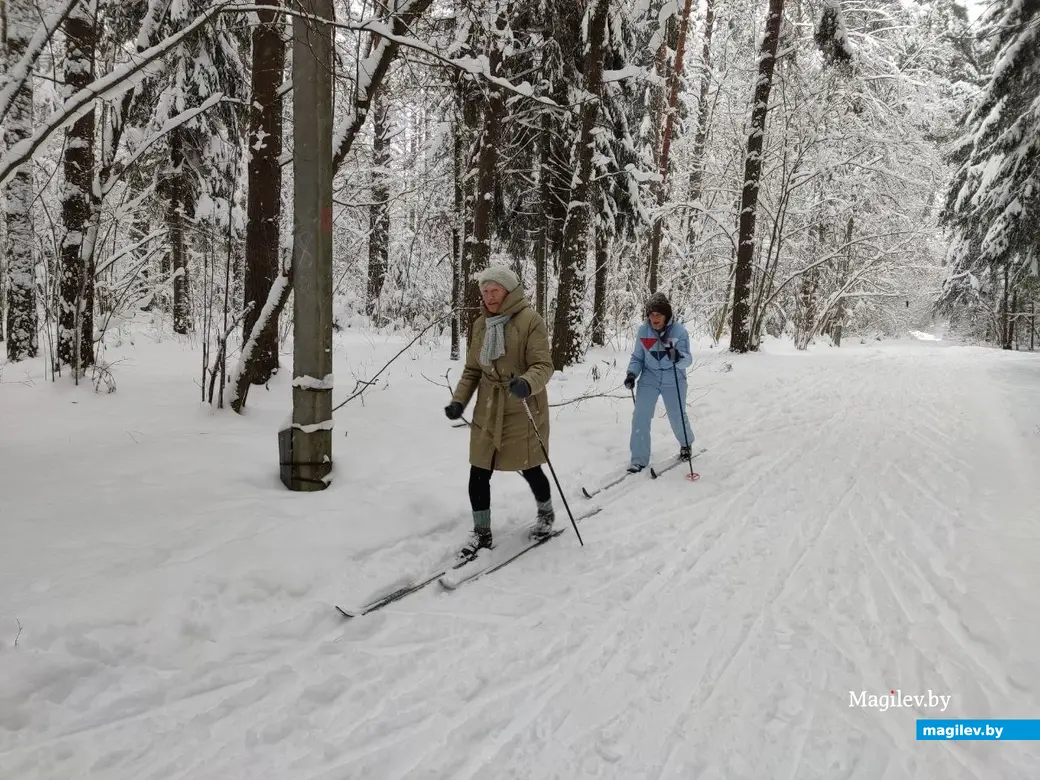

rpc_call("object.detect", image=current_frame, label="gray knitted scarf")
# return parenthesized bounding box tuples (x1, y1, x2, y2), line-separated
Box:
(480, 314, 512, 367)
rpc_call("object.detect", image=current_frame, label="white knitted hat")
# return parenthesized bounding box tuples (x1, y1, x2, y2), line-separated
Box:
(475, 265, 520, 293)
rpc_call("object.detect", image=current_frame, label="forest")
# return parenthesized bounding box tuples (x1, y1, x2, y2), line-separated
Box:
(0, 0, 1037, 411)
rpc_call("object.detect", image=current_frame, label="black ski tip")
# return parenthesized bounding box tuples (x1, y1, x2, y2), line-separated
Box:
(335, 605, 356, 619)
(581, 487, 593, 499)
(650, 468, 659, 479)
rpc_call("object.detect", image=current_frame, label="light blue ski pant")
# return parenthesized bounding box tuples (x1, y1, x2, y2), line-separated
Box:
(629, 375, 694, 467)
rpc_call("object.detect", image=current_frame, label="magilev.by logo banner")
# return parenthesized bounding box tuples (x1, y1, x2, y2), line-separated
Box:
(850, 689, 952, 712)
(917, 720, 1040, 740)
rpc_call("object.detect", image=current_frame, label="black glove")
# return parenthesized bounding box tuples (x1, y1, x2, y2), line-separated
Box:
(666, 345, 680, 363)
(508, 376, 531, 399)
(623, 373, 636, 390)
(444, 401, 464, 420)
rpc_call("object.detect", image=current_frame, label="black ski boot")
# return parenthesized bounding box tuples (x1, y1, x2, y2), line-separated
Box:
(679, 446, 692, 461)
(458, 528, 492, 561)
(627, 463, 645, 474)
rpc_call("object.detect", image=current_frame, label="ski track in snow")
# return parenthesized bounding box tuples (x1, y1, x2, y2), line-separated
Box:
(1, 337, 1039, 779)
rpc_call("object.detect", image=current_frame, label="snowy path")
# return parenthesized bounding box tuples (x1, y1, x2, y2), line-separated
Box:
(2, 340, 1039, 778)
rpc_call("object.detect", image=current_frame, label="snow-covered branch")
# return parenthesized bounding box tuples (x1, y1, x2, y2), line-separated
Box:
(101, 93, 226, 196)
(0, 0, 80, 128)
(0, 3, 226, 190)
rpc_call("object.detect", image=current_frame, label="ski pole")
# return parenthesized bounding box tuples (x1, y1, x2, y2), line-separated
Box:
(520, 396, 584, 546)
(671, 357, 699, 482)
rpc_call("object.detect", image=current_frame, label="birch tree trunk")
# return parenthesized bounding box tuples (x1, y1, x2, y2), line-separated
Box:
(4, 0, 38, 361)
(58, 0, 98, 371)
(551, 0, 609, 369)
(728, 0, 785, 353)
(243, 0, 284, 383)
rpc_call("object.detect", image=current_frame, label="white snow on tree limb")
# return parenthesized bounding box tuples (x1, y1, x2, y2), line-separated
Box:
(225, 270, 290, 407)
(0, 3, 223, 190)
(0, 0, 80, 128)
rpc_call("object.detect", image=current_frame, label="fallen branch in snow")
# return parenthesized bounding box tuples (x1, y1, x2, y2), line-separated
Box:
(14, 619, 22, 648)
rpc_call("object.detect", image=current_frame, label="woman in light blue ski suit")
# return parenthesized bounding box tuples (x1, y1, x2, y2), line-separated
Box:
(623, 292, 695, 473)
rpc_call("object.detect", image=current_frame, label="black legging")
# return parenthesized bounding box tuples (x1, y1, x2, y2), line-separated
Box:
(469, 464, 551, 512)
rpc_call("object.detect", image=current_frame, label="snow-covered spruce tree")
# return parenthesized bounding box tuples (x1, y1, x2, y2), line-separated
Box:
(155, 2, 246, 335)
(592, 3, 650, 341)
(551, 0, 611, 369)
(939, 0, 1039, 345)
(4, 0, 38, 361)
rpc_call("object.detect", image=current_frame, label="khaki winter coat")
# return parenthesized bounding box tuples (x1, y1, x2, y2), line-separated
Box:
(452, 289, 554, 472)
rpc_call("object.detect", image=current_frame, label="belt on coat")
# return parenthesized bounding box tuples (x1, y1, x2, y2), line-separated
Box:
(481, 377, 510, 453)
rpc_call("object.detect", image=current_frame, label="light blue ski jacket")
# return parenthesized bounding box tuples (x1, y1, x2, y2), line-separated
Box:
(626, 320, 693, 386)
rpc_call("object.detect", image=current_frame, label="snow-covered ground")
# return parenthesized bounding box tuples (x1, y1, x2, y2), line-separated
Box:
(2, 326, 1039, 779)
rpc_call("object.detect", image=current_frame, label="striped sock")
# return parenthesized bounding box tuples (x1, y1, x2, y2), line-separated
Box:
(536, 498, 553, 516)
(473, 509, 491, 530)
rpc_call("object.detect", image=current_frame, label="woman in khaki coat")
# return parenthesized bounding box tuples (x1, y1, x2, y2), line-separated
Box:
(444, 265, 555, 560)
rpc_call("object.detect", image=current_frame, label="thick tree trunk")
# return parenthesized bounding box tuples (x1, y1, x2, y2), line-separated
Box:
(4, 0, 38, 361)
(551, 0, 610, 369)
(243, 0, 284, 383)
(58, 0, 98, 372)
(465, 10, 507, 338)
(367, 88, 390, 323)
(728, 0, 785, 353)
